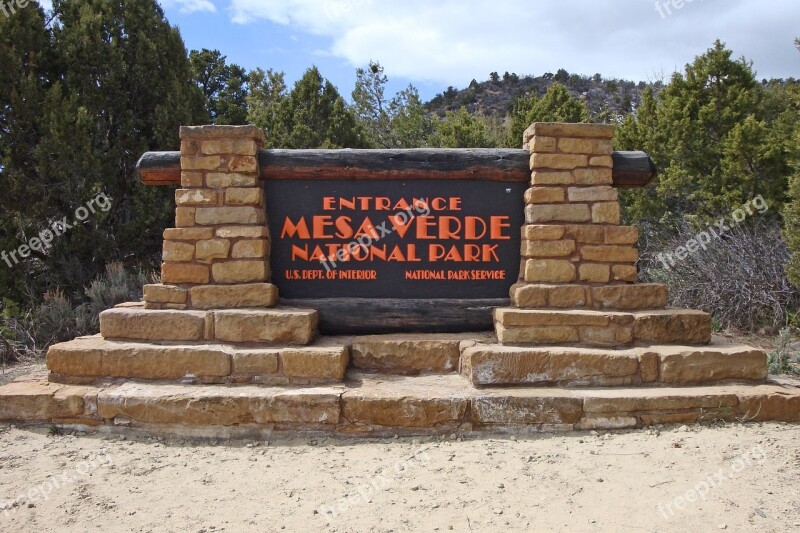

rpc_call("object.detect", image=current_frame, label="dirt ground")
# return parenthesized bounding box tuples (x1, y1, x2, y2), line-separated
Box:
(0, 415, 797, 533)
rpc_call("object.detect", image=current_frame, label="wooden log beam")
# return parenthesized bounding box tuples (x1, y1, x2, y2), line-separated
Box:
(137, 149, 657, 187)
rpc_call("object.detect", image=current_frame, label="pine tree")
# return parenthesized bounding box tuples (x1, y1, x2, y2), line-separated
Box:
(190, 49, 249, 125)
(508, 83, 588, 146)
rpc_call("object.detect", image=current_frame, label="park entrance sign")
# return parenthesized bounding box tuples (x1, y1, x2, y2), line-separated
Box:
(136, 144, 654, 333)
(2, 122, 792, 439)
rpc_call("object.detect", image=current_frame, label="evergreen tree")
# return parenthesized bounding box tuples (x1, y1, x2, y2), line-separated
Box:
(617, 40, 792, 226)
(430, 107, 495, 148)
(246, 68, 288, 147)
(190, 49, 249, 125)
(508, 83, 588, 146)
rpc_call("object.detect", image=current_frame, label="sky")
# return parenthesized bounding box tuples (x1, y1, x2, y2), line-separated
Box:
(157, 0, 800, 102)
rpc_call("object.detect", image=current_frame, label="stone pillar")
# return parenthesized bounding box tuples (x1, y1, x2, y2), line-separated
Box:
(509, 122, 640, 309)
(144, 125, 278, 310)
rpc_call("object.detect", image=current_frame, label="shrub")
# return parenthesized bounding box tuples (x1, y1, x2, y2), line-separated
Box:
(639, 220, 800, 332)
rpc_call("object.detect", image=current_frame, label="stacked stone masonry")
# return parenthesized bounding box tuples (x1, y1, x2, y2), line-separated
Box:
(149, 125, 276, 310)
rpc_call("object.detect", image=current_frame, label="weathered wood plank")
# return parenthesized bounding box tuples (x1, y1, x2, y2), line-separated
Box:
(136, 149, 657, 187)
(281, 298, 505, 335)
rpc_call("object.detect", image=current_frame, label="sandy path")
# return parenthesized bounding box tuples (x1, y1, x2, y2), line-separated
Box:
(0, 420, 798, 532)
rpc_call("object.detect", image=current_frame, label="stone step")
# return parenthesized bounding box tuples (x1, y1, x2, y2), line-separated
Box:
(1, 372, 797, 436)
(99, 306, 317, 345)
(494, 308, 711, 346)
(460, 341, 767, 387)
(46, 335, 348, 385)
(510, 282, 669, 310)
(350, 333, 494, 375)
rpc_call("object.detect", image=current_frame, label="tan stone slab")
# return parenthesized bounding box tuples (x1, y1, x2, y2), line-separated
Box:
(495, 324, 579, 345)
(213, 308, 317, 345)
(633, 309, 711, 344)
(526, 203, 591, 224)
(528, 122, 615, 140)
(495, 308, 629, 328)
(581, 387, 741, 414)
(99, 308, 207, 342)
(0, 381, 86, 421)
(97, 382, 342, 425)
(591, 284, 668, 310)
(341, 373, 469, 428)
(462, 345, 640, 386)
(737, 382, 800, 421)
(190, 283, 278, 310)
(47, 337, 231, 380)
(230, 349, 280, 374)
(652, 344, 767, 384)
(472, 388, 583, 426)
(282, 345, 349, 381)
(351, 333, 490, 374)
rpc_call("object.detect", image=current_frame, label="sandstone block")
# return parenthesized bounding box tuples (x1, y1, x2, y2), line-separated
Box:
(143, 284, 188, 305)
(201, 139, 258, 156)
(495, 324, 579, 344)
(526, 204, 591, 223)
(522, 225, 566, 241)
(216, 226, 269, 239)
(605, 226, 639, 245)
(521, 239, 575, 258)
(195, 239, 231, 262)
(97, 383, 341, 426)
(48, 337, 230, 380)
(612, 265, 638, 282)
(633, 310, 712, 344)
(206, 172, 259, 188)
(496, 308, 617, 328)
(530, 123, 614, 140)
(565, 224, 605, 244)
(591, 284, 668, 310)
(225, 187, 263, 206)
(282, 346, 349, 381)
(213, 309, 318, 344)
(472, 392, 584, 426)
(163, 240, 195, 262)
(181, 156, 221, 171)
(232, 239, 269, 259)
(195, 206, 265, 226)
(530, 135, 557, 152)
(228, 156, 258, 173)
(161, 262, 210, 284)
(531, 153, 588, 170)
(579, 263, 611, 283)
(592, 202, 622, 224)
(581, 245, 638, 263)
(175, 189, 218, 207)
(573, 168, 612, 185)
(657, 345, 767, 384)
(558, 137, 613, 155)
(639, 351, 660, 382)
(523, 259, 576, 283)
(0, 381, 85, 421)
(164, 227, 215, 241)
(510, 283, 548, 308)
(175, 207, 196, 227)
(350, 335, 469, 374)
(567, 186, 618, 202)
(589, 155, 613, 167)
(99, 308, 207, 341)
(531, 171, 574, 185)
(548, 285, 588, 307)
(231, 350, 280, 374)
(181, 171, 204, 188)
(525, 187, 565, 204)
(190, 283, 278, 309)
(212, 261, 267, 284)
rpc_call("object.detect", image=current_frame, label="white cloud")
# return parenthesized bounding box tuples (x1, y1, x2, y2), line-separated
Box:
(161, 0, 217, 14)
(224, 0, 800, 84)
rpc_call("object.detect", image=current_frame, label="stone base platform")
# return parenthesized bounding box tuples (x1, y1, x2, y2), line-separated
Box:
(1, 371, 798, 437)
(461, 341, 768, 387)
(47, 335, 348, 385)
(495, 307, 712, 346)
